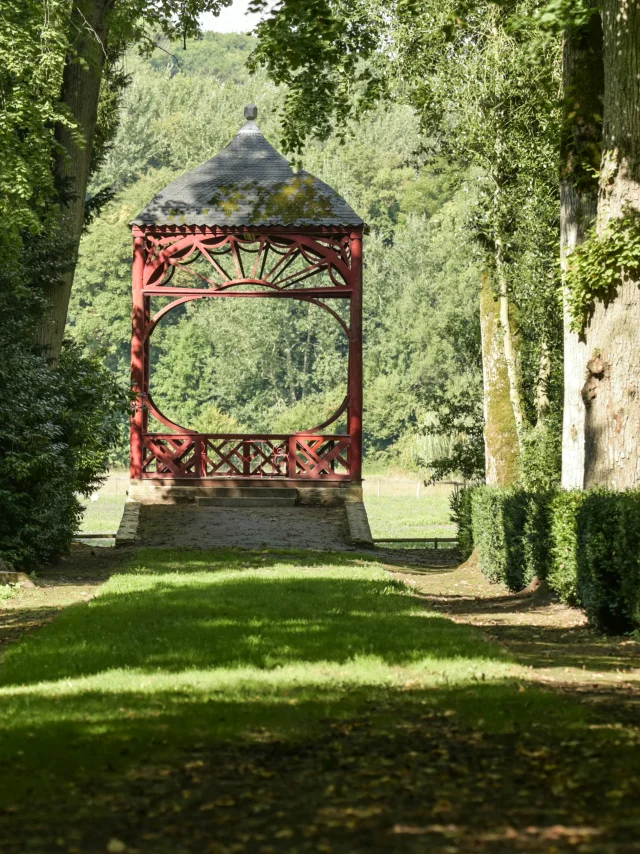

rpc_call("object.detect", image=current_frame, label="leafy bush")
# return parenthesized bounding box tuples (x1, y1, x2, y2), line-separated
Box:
(520, 420, 561, 492)
(193, 405, 245, 434)
(0, 339, 127, 568)
(566, 212, 640, 333)
(449, 484, 476, 560)
(422, 382, 486, 484)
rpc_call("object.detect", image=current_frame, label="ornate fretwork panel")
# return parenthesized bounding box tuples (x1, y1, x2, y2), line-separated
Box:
(202, 438, 289, 477)
(294, 437, 350, 478)
(142, 435, 199, 477)
(140, 434, 351, 480)
(141, 232, 354, 293)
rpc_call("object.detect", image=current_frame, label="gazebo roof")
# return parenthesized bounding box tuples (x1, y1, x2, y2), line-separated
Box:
(132, 105, 364, 230)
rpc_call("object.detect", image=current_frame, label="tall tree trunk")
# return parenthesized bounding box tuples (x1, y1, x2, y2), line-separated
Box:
(480, 271, 520, 485)
(492, 176, 526, 461)
(284, 344, 297, 404)
(495, 233, 525, 449)
(560, 12, 604, 489)
(34, 0, 113, 363)
(583, 0, 640, 489)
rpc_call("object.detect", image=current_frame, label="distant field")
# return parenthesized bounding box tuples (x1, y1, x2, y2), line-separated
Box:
(77, 471, 128, 543)
(77, 471, 456, 544)
(362, 481, 456, 541)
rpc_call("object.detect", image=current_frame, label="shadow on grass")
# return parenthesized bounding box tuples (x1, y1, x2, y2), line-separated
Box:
(476, 623, 640, 674)
(2, 685, 638, 854)
(414, 584, 640, 675)
(0, 679, 602, 806)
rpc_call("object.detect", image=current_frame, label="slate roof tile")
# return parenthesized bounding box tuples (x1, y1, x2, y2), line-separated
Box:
(132, 113, 364, 229)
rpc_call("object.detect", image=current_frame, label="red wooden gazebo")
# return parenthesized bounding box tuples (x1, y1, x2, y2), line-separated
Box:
(128, 105, 365, 503)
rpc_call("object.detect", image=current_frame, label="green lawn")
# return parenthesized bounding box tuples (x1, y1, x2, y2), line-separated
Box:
(78, 495, 126, 535)
(1, 548, 638, 851)
(364, 489, 456, 540)
(0, 549, 591, 804)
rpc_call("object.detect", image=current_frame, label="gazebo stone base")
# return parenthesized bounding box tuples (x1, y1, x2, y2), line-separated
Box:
(115, 502, 141, 548)
(345, 502, 374, 548)
(127, 479, 363, 507)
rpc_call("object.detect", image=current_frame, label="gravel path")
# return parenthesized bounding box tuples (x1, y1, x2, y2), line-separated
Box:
(137, 504, 356, 551)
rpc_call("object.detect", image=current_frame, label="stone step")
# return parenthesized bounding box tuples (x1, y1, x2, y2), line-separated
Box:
(168, 486, 297, 500)
(195, 496, 297, 508)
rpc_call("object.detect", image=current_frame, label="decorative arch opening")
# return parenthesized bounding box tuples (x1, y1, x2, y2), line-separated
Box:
(131, 227, 363, 483)
(145, 295, 350, 436)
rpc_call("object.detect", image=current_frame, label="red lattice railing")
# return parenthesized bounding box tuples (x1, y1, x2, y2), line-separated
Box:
(141, 434, 351, 480)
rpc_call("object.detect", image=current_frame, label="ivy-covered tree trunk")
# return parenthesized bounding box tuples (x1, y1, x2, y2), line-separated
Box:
(583, 0, 640, 489)
(34, 0, 113, 363)
(480, 272, 520, 485)
(560, 12, 603, 489)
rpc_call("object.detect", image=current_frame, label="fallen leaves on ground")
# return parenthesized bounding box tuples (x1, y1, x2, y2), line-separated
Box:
(1, 706, 639, 854)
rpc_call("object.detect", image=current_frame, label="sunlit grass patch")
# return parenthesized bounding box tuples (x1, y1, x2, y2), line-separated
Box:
(0, 550, 507, 687)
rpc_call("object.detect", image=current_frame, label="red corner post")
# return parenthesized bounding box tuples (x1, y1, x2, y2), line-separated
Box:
(348, 230, 364, 482)
(130, 228, 145, 480)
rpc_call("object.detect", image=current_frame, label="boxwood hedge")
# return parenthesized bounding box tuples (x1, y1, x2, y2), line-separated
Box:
(454, 484, 640, 634)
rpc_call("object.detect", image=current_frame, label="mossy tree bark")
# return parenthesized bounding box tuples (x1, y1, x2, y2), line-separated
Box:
(583, 0, 640, 488)
(34, 0, 114, 363)
(480, 272, 520, 485)
(560, 11, 603, 489)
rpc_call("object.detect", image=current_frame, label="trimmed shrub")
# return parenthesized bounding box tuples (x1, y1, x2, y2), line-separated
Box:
(471, 487, 529, 591)
(548, 489, 587, 603)
(471, 488, 505, 585)
(548, 489, 640, 633)
(450, 485, 476, 560)
(616, 491, 640, 629)
(521, 490, 552, 585)
(470, 487, 552, 591)
(577, 490, 636, 634)
(468, 485, 640, 633)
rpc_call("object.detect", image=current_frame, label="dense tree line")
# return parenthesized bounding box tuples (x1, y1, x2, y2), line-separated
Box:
(250, 0, 640, 492)
(0, 0, 125, 566)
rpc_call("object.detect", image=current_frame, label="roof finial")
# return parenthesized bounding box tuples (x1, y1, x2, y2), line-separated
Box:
(244, 104, 258, 121)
